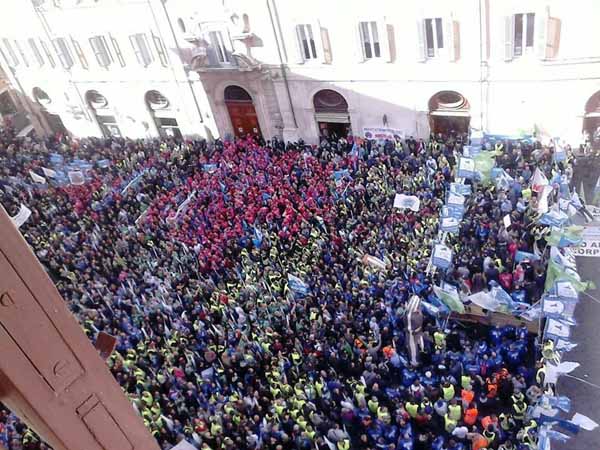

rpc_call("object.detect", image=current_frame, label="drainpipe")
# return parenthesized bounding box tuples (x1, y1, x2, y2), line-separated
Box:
(158, 0, 204, 123)
(266, 0, 297, 128)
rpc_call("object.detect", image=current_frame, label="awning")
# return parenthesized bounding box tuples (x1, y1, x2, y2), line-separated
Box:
(430, 111, 471, 117)
(315, 112, 350, 123)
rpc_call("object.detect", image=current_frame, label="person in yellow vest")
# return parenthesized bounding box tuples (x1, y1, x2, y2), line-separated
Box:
(483, 424, 496, 446)
(337, 438, 350, 450)
(405, 399, 419, 418)
(448, 398, 462, 422)
(512, 398, 527, 424)
(368, 396, 379, 414)
(444, 412, 458, 433)
(434, 329, 446, 350)
(442, 381, 455, 402)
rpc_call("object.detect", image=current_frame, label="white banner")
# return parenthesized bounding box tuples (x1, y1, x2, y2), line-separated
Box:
(393, 194, 420, 212)
(362, 127, 403, 140)
(10, 204, 32, 228)
(29, 170, 47, 184)
(573, 226, 600, 257)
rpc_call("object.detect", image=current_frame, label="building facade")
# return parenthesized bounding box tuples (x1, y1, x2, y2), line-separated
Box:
(1, 0, 599, 145)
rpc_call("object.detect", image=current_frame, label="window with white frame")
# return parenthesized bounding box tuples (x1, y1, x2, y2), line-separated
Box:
(40, 40, 55, 68)
(2, 38, 19, 67)
(513, 13, 535, 57)
(209, 31, 230, 63)
(71, 37, 88, 69)
(109, 34, 126, 67)
(424, 18, 443, 58)
(52, 37, 74, 69)
(359, 21, 381, 59)
(151, 32, 169, 67)
(129, 33, 153, 67)
(15, 41, 29, 67)
(28, 38, 44, 67)
(296, 24, 317, 60)
(89, 35, 113, 68)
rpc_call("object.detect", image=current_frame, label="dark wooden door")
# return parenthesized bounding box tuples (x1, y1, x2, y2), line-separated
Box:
(226, 101, 262, 138)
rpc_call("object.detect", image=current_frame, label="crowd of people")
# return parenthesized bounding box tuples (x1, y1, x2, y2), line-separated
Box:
(0, 125, 573, 450)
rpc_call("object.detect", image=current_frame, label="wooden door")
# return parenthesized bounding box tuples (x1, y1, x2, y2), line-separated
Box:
(226, 101, 262, 138)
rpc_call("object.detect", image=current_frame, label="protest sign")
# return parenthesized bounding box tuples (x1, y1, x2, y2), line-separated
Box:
(446, 191, 465, 206)
(431, 243, 452, 269)
(440, 216, 460, 233)
(503, 214, 511, 228)
(449, 183, 471, 196)
(457, 157, 475, 178)
(393, 194, 420, 212)
(287, 274, 309, 295)
(573, 226, 600, 258)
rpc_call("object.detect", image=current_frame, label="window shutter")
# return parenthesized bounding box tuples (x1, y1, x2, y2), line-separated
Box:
(546, 17, 561, 59)
(320, 26, 333, 64)
(294, 25, 306, 64)
(444, 18, 458, 61)
(536, 8, 550, 60)
(416, 19, 426, 62)
(503, 16, 514, 61)
(312, 21, 326, 64)
(378, 19, 392, 62)
(355, 22, 365, 63)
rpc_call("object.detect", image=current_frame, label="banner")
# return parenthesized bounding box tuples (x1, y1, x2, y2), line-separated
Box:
(442, 204, 465, 220)
(68, 170, 85, 185)
(573, 226, 600, 258)
(457, 157, 475, 179)
(287, 274, 309, 295)
(393, 194, 420, 212)
(446, 191, 466, 207)
(539, 210, 569, 227)
(542, 295, 577, 324)
(362, 127, 403, 140)
(41, 167, 57, 178)
(29, 170, 47, 184)
(10, 204, 32, 228)
(431, 243, 452, 269)
(97, 159, 111, 168)
(449, 183, 471, 196)
(515, 250, 540, 263)
(544, 318, 572, 341)
(362, 254, 388, 271)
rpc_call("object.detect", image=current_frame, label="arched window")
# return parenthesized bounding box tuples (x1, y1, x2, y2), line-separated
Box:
(177, 18, 186, 33)
(145, 90, 181, 139)
(85, 90, 121, 137)
(313, 89, 348, 113)
(224, 85, 252, 102)
(428, 90, 470, 135)
(32, 87, 51, 105)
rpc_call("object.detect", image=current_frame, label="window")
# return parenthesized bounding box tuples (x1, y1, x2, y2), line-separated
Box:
(71, 38, 88, 69)
(40, 40, 55, 68)
(424, 18, 443, 58)
(296, 24, 317, 60)
(2, 38, 19, 67)
(359, 21, 380, 59)
(89, 35, 113, 68)
(129, 33, 153, 67)
(52, 38, 74, 69)
(209, 31, 230, 63)
(15, 41, 29, 67)
(514, 13, 535, 57)
(109, 34, 126, 67)
(28, 38, 44, 66)
(151, 32, 169, 67)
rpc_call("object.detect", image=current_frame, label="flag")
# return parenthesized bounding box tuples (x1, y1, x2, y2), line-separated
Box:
(488, 282, 515, 313)
(433, 285, 465, 314)
(474, 151, 496, 182)
(519, 303, 541, 321)
(544, 258, 594, 293)
(539, 210, 569, 227)
(10, 204, 32, 228)
(253, 227, 263, 248)
(42, 167, 57, 178)
(393, 194, 420, 212)
(542, 295, 577, 324)
(544, 318, 572, 340)
(541, 395, 572, 413)
(552, 279, 579, 300)
(531, 168, 550, 193)
(440, 215, 460, 233)
(545, 361, 580, 384)
(29, 170, 47, 184)
(97, 159, 111, 168)
(546, 226, 584, 248)
(333, 169, 351, 184)
(556, 338, 577, 352)
(446, 191, 466, 207)
(287, 274, 309, 295)
(515, 250, 540, 263)
(571, 413, 599, 431)
(495, 169, 514, 191)
(538, 185, 554, 214)
(202, 163, 218, 173)
(362, 254, 388, 271)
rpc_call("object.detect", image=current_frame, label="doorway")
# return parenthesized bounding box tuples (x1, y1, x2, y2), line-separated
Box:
(313, 89, 350, 139)
(584, 91, 600, 149)
(428, 91, 470, 136)
(224, 85, 262, 139)
(85, 90, 121, 138)
(145, 90, 182, 139)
